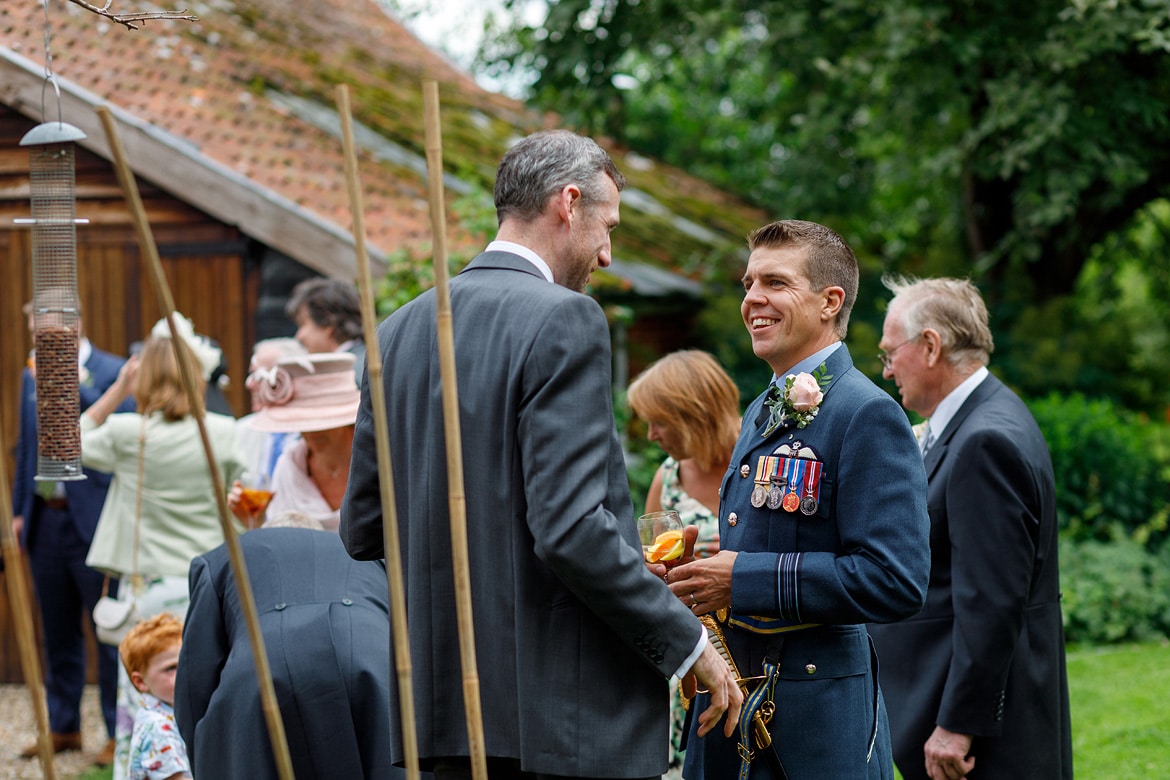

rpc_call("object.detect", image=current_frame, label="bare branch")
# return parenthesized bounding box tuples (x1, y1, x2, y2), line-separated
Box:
(63, 0, 198, 30)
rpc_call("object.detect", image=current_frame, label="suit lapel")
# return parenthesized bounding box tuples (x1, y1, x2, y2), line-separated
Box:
(924, 373, 1000, 478)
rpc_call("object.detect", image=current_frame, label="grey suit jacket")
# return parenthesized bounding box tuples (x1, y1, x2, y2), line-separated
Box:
(341, 251, 703, 777)
(869, 374, 1073, 779)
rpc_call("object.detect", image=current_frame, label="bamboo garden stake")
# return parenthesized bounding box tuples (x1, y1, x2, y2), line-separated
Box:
(423, 78, 489, 780)
(0, 423, 57, 780)
(335, 83, 421, 780)
(96, 105, 295, 780)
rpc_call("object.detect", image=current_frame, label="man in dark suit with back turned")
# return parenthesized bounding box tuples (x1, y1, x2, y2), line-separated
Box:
(341, 129, 741, 779)
(11, 299, 131, 765)
(665, 220, 931, 778)
(868, 277, 1072, 779)
(175, 515, 400, 779)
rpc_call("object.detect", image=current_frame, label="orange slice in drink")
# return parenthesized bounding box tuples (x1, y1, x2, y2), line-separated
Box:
(645, 529, 685, 563)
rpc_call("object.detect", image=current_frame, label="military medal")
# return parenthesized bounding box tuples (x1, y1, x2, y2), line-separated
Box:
(768, 457, 791, 510)
(799, 460, 823, 516)
(780, 457, 805, 512)
(751, 456, 770, 508)
(751, 484, 767, 508)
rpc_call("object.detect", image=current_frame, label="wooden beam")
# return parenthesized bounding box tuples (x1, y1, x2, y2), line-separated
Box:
(0, 51, 386, 282)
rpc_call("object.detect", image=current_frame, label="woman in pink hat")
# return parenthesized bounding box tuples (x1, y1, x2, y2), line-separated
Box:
(228, 353, 360, 532)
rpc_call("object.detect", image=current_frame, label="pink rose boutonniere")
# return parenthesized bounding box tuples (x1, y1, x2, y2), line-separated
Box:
(762, 364, 832, 436)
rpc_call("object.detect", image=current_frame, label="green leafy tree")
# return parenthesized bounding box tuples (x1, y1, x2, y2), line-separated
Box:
(484, 0, 1170, 303)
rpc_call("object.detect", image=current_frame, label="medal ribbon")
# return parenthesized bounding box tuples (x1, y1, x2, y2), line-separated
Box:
(803, 460, 822, 503)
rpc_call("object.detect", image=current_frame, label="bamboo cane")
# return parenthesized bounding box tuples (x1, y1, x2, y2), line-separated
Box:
(96, 106, 296, 780)
(334, 83, 421, 780)
(0, 425, 57, 780)
(423, 79, 488, 779)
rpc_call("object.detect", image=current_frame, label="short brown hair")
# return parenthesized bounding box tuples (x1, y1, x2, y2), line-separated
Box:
(627, 350, 741, 472)
(747, 220, 859, 339)
(135, 336, 206, 421)
(119, 613, 183, 678)
(285, 278, 363, 343)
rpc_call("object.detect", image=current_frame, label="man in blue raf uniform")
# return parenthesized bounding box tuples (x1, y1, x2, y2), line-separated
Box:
(665, 220, 931, 778)
(11, 302, 132, 765)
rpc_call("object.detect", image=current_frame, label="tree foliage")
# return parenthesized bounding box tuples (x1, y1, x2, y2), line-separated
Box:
(483, 0, 1170, 303)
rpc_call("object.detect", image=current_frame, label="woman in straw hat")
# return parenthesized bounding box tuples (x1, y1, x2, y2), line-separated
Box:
(228, 353, 360, 532)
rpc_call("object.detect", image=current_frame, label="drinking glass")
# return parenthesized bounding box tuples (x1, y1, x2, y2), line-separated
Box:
(638, 510, 684, 566)
(238, 471, 274, 526)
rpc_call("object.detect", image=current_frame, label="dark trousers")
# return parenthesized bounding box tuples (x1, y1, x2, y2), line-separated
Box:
(28, 504, 118, 737)
(433, 757, 657, 780)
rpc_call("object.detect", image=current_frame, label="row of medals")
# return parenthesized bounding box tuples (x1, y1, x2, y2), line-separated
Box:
(750, 455, 819, 515)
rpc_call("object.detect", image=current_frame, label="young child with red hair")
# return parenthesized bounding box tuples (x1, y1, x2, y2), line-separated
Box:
(119, 614, 191, 780)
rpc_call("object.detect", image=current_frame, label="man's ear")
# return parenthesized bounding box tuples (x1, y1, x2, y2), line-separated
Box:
(821, 287, 845, 321)
(922, 328, 943, 367)
(554, 184, 582, 225)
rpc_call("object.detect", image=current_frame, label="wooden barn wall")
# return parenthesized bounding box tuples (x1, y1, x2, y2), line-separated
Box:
(0, 105, 257, 684)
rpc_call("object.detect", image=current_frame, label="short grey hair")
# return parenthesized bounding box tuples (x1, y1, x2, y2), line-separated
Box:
(494, 130, 626, 225)
(883, 275, 994, 367)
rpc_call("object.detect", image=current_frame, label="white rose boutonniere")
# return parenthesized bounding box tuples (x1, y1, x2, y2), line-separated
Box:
(762, 364, 832, 436)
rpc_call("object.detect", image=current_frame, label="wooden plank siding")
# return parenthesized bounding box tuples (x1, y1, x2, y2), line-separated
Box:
(1, 105, 257, 683)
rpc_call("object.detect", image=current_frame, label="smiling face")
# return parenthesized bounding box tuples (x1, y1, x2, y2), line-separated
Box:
(130, 645, 180, 706)
(740, 245, 842, 375)
(555, 174, 620, 293)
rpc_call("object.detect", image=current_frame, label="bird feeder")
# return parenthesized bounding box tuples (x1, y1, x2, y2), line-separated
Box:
(20, 121, 88, 482)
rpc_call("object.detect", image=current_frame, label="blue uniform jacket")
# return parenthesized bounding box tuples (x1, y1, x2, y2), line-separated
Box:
(686, 345, 930, 779)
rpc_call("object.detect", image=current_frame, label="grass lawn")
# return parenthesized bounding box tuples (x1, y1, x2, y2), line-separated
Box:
(892, 640, 1170, 780)
(1067, 640, 1170, 778)
(76, 642, 1170, 780)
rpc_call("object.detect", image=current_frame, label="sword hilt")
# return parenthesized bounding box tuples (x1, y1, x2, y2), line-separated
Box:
(700, 615, 774, 749)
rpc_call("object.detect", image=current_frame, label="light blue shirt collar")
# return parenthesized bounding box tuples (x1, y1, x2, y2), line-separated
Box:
(770, 342, 842, 387)
(485, 240, 554, 283)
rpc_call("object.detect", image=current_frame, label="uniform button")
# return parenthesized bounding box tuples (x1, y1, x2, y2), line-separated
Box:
(805, 664, 817, 675)
(274, 602, 286, 611)
(740, 465, 751, 478)
(728, 512, 738, 527)
(341, 598, 353, 606)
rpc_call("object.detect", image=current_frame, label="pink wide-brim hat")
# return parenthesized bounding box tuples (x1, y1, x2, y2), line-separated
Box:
(247, 353, 360, 433)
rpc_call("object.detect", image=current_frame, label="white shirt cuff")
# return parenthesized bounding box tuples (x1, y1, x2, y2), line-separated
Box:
(673, 628, 707, 679)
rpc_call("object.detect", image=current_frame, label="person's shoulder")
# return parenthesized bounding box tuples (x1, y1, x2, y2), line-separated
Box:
(831, 364, 900, 407)
(204, 411, 241, 436)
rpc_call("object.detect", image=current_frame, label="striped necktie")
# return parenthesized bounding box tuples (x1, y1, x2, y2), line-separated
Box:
(920, 419, 935, 456)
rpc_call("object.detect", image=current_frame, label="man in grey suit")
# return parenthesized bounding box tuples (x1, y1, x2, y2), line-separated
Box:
(341, 129, 741, 779)
(868, 277, 1073, 779)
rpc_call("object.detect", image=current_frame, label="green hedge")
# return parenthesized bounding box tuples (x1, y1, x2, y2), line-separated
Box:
(1029, 392, 1170, 644)
(1060, 535, 1170, 644)
(1028, 393, 1170, 548)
